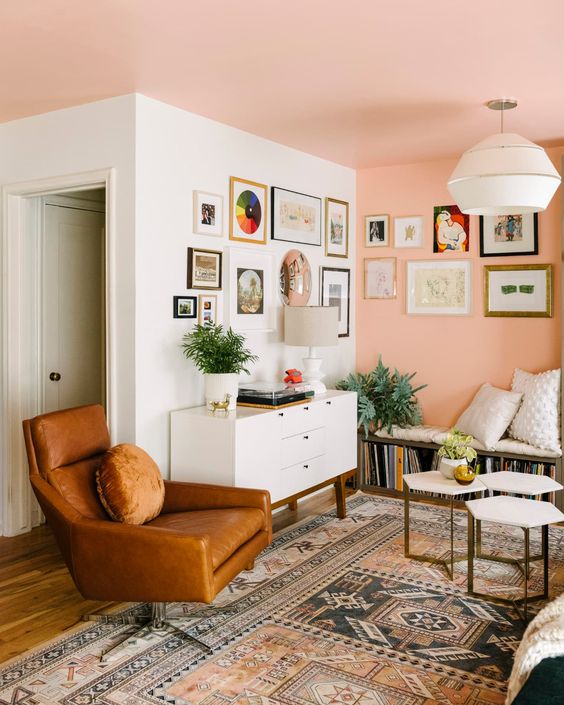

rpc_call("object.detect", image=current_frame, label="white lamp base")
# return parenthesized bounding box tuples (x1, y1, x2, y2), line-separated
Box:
(302, 349, 327, 395)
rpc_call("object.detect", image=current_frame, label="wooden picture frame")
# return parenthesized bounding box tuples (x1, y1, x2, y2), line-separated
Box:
(325, 197, 349, 258)
(229, 176, 268, 244)
(187, 247, 222, 290)
(320, 266, 350, 337)
(198, 294, 218, 325)
(484, 264, 552, 317)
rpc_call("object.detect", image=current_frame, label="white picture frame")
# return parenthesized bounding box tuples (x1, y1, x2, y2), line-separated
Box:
(225, 247, 274, 331)
(407, 260, 472, 315)
(394, 216, 424, 248)
(365, 214, 389, 247)
(193, 190, 223, 237)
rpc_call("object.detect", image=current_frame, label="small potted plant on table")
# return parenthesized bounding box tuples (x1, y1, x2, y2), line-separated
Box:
(181, 323, 258, 410)
(437, 428, 477, 482)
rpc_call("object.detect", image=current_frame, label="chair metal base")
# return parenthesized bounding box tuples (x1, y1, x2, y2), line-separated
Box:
(468, 514, 549, 622)
(84, 602, 214, 662)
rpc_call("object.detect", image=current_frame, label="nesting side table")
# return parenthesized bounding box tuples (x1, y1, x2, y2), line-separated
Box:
(403, 471, 486, 579)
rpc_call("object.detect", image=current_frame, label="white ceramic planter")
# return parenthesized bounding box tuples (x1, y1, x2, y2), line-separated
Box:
(438, 456, 467, 480)
(204, 373, 239, 410)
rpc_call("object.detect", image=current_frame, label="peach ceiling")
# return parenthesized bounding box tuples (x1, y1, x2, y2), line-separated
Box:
(2, 0, 564, 168)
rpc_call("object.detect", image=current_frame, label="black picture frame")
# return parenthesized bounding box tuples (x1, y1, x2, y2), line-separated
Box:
(271, 186, 322, 246)
(187, 247, 222, 289)
(320, 266, 350, 337)
(173, 295, 197, 318)
(479, 213, 538, 257)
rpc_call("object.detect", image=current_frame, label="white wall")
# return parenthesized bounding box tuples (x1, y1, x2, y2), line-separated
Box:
(135, 95, 356, 474)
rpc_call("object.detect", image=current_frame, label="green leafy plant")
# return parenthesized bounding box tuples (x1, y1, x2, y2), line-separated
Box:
(181, 323, 258, 375)
(336, 356, 426, 437)
(437, 428, 477, 462)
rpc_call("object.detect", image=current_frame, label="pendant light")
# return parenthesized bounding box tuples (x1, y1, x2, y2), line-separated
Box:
(447, 99, 561, 216)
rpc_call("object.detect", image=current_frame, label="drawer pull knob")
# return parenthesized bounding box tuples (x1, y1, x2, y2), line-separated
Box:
(278, 412, 284, 417)
(304, 406, 309, 411)
(303, 464, 309, 469)
(303, 435, 309, 440)
(326, 400, 332, 405)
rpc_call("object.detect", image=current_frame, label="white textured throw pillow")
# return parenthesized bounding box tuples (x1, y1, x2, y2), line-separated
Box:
(455, 383, 523, 451)
(509, 368, 561, 452)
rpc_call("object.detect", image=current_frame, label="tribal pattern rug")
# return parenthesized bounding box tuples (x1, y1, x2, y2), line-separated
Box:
(2, 493, 564, 705)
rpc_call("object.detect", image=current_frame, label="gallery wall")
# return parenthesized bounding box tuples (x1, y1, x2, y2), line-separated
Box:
(356, 147, 564, 427)
(134, 96, 356, 473)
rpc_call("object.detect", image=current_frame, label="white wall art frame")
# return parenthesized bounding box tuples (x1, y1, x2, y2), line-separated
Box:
(193, 190, 223, 237)
(225, 247, 275, 331)
(394, 215, 424, 248)
(407, 260, 472, 315)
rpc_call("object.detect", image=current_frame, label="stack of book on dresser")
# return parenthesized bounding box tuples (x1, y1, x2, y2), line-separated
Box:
(237, 382, 314, 409)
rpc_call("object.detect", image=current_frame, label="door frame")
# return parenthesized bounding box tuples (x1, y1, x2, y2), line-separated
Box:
(1, 168, 116, 536)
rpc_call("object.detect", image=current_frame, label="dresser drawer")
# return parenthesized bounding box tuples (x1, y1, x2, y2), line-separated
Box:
(279, 454, 327, 498)
(281, 427, 326, 468)
(279, 401, 325, 438)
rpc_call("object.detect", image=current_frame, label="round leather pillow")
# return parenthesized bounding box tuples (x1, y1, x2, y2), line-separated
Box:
(96, 444, 165, 524)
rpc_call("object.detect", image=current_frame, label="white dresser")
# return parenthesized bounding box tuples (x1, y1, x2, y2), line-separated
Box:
(170, 390, 357, 517)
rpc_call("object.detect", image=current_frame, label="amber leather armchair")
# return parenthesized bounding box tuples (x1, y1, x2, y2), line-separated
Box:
(23, 404, 272, 659)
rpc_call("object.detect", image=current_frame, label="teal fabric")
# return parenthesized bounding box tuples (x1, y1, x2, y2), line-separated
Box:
(512, 656, 564, 704)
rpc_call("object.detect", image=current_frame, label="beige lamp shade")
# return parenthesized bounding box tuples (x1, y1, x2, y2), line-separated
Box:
(284, 306, 338, 347)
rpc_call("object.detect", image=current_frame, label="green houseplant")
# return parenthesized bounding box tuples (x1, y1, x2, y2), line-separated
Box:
(437, 428, 477, 479)
(181, 323, 258, 410)
(336, 356, 426, 437)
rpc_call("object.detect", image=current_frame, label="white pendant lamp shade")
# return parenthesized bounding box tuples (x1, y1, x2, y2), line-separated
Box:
(448, 128, 561, 216)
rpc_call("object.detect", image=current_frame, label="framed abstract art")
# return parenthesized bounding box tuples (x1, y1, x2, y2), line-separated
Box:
(271, 187, 321, 246)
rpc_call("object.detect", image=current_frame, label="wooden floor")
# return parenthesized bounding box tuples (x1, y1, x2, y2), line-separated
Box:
(0, 487, 351, 664)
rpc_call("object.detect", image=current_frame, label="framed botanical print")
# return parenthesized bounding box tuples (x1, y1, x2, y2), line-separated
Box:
(187, 247, 222, 289)
(320, 266, 350, 337)
(433, 204, 469, 252)
(173, 296, 197, 318)
(229, 176, 268, 244)
(484, 264, 552, 317)
(479, 214, 538, 257)
(225, 247, 274, 331)
(394, 216, 424, 248)
(193, 190, 223, 237)
(364, 258, 396, 299)
(407, 260, 472, 315)
(198, 294, 218, 325)
(271, 187, 322, 246)
(325, 197, 349, 257)
(365, 214, 389, 247)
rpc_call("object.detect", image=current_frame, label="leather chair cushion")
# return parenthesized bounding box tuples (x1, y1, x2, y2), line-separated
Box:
(149, 507, 265, 569)
(47, 458, 109, 520)
(96, 444, 165, 524)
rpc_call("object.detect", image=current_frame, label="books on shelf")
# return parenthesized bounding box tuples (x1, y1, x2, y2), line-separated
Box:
(237, 382, 314, 408)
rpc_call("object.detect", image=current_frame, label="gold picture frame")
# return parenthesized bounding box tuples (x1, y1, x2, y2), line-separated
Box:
(325, 197, 349, 258)
(364, 257, 397, 299)
(484, 264, 552, 317)
(229, 176, 268, 245)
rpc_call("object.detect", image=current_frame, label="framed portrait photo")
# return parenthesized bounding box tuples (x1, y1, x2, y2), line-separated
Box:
(198, 294, 218, 325)
(484, 264, 552, 317)
(365, 214, 389, 247)
(407, 260, 472, 315)
(325, 197, 349, 257)
(230, 176, 268, 244)
(433, 204, 469, 253)
(193, 190, 223, 237)
(320, 266, 350, 337)
(187, 247, 222, 290)
(225, 247, 274, 331)
(480, 214, 538, 257)
(173, 295, 197, 318)
(394, 215, 424, 248)
(364, 258, 396, 299)
(271, 187, 322, 246)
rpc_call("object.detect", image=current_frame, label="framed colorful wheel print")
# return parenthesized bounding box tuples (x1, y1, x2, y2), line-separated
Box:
(229, 176, 268, 245)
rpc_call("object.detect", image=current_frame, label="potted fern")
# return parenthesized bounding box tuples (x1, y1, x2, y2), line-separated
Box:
(437, 428, 477, 479)
(181, 323, 258, 410)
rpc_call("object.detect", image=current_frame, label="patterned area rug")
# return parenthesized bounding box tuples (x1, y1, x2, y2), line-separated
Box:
(2, 493, 564, 705)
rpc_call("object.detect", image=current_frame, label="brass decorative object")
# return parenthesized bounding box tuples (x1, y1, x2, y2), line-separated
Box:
(454, 464, 476, 485)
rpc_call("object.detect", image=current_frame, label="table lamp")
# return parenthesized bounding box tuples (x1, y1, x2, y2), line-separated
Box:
(284, 305, 339, 394)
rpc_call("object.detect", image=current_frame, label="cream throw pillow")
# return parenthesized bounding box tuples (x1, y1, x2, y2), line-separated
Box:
(455, 383, 523, 451)
(509, 368, 561, 452)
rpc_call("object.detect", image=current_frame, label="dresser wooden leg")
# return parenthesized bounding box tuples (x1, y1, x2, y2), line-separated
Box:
(288, 500, 298, 511)
(335, 474, 347, 519)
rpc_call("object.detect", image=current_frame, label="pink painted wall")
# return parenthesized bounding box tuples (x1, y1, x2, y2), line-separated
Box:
(356, 147, 564, 427)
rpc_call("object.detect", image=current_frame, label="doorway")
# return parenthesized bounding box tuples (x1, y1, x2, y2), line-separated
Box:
(1, 169, 115, 537)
